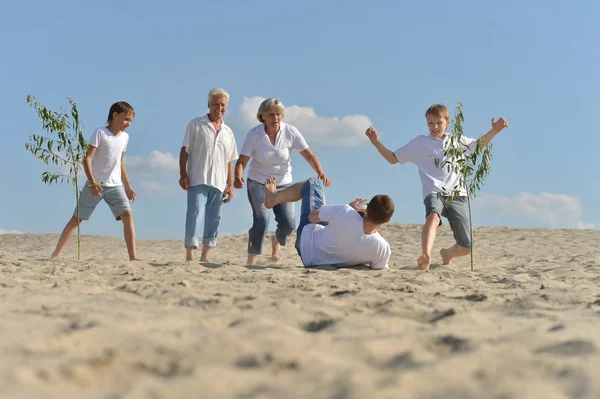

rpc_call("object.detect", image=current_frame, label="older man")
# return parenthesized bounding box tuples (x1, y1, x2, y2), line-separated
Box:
(179, 88, 239, 261)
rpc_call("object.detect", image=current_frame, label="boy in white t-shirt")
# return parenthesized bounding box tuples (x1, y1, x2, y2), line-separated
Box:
(366, 104, 508, 270)
(51, 101, 139, 260)
(263, 177, 394, 270)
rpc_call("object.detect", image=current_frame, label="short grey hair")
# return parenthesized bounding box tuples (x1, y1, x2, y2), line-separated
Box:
(208, 88, 230, 102)
(257, 98, 285, 123)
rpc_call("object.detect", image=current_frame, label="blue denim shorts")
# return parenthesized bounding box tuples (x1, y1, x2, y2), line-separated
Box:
(424, 193, 471, 248)
(295, 178, 327, 261)
(75, 184, 131, 221)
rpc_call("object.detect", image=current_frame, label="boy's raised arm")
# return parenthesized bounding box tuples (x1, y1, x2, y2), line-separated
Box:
(365, 126, 398, 164)
(478, 117, 509, 148)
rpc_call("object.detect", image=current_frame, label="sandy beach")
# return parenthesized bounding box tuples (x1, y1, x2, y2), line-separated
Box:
(1, 224, 599, 399)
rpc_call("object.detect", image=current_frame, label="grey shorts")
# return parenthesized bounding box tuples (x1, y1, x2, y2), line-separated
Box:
(74, 184, 131, 221)
(424, 193, 472, 248)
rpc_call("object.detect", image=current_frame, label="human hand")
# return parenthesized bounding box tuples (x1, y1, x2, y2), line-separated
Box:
(89, 182, 103, 197)
(234, 175, 245, 189)
(318, 174, 332, 187)
(365, 126, 379, 145)
(491, 117, 509, 133)
(349, 197, 368, 212)
(125, 187, 137, 202)
(179, 174, 189, 190)
(222, 185, 234, 203)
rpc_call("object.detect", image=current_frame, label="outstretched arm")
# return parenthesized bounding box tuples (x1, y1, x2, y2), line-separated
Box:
(365, 126, 398, 164)
(478, 118, 509, 148)
(299, 148, 331, 187)
(234, 155, 250, 189)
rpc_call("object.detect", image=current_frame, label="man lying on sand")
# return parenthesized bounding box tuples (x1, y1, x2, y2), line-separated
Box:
(263, 177, 394, 269)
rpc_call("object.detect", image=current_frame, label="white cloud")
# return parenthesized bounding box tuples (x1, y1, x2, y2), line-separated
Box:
(475, 192, 595, 229)
(0, 228, 24, 235)
(239, 97, 372, 146)
(126, 150, 178, 171)
(576, 221, 596, 229)
(141, 180, 171, 194)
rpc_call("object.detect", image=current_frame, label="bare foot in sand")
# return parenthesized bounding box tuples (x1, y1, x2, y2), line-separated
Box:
(186, 247, 195, 261)
(264, 177, 278, 209)
(440, 248, 453, 265)
(271, 235, 281, 262)
(417, 254, 431, 270)
(246, 254, 258, 266)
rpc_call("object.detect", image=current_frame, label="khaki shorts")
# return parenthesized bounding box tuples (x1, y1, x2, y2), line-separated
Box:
(424, 193, 471, 248)
(74, 184, 131, 221)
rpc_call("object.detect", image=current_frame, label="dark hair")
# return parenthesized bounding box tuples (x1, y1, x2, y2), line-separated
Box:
(366, 194, 394, 224)
(106, 101, 135, 125)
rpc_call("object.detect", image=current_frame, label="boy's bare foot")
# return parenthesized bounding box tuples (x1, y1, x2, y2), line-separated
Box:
(186, 247, 195, 261)
(246, 254, 258, 266)
(50, 252, 60, 259)
(417, 254, 431, 270)
(271, 235, 282, 262)
(440, 248, 453, 265)
(129, 258, 142, 261)
(264, 177, 278, 209)
(200, 257, 210, 262)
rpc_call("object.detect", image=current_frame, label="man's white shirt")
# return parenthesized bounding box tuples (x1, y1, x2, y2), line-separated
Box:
(182, 114, 239, 192)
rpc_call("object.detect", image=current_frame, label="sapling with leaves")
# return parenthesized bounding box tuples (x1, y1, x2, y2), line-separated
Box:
(434, 102, 509, 271)
(25, 95, 88, 260)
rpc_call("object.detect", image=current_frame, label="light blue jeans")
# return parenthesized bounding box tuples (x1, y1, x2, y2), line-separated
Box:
(295, 178, 327, 262)
(185, 184, 223, 248)
(247, 178, 295, 255)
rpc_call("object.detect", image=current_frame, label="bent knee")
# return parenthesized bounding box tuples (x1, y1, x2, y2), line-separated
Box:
(69, 216, 84, 225)
(119, 211, 133, 221)
(426, 212, 441, 224)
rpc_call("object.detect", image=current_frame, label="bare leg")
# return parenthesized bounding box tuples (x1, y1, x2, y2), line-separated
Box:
(120, 211, 138, 260)
(271, 235, 282, 261)
(246, 253, 258, 265)
(440, 244, 470, 265)
(264, 177, 303, 209)
(417, 212, 440, 270)
(200, 245, 211, 262)
(51, 216, 82, 258)
(186, 246, 195, 261)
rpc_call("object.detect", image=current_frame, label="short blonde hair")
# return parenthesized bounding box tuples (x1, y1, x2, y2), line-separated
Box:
(425, 104, 450, 121)
(208, 88, 230, 102)
(257, 98, 285, 123)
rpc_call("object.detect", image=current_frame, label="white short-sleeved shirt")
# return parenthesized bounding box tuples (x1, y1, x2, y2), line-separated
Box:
(394, 134, 477, 199)
(240, 122, 309, 185)
(300, 205, 391, 270)
(182, 114, 239, 192)
(89, 127, 129, 187)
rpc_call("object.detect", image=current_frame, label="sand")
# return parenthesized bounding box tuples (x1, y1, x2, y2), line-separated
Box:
(1, 224, 599, 399)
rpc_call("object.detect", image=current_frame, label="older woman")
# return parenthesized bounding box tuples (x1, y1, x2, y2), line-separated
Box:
(234, 98, 331, 265)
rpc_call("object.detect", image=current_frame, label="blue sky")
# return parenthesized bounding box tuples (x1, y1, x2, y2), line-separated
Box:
(2, 0, 598, 239)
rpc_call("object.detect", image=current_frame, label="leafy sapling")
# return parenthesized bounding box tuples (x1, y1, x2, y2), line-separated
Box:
(25, 95, 88, 260)
(434, 102, 506, 270)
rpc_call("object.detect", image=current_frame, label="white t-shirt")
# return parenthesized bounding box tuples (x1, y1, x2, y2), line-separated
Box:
(89, 127, 129, 187)
(300, 205, 391, 270)
(182, 114, 239, 192)
(394, 134, 477, 199)
(240, 122, 309, 185)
